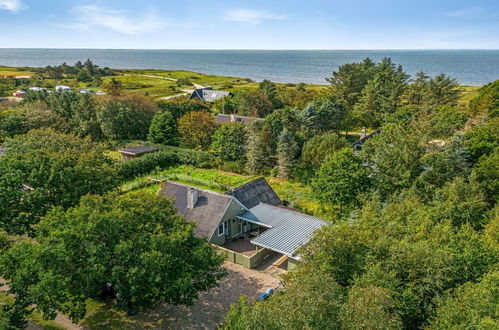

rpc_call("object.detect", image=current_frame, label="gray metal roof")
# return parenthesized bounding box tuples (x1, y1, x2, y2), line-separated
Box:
(118, 146, 158, 156)
(188, 88, 213, 100)
(201, 90, 231, 102)
(240, 203, 327, 259)
(225, 177, 281, 209)
(159, 181, 234, 238)
(188, 88, 231, 102)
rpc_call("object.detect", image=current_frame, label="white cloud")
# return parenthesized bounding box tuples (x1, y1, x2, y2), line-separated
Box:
(60, 6, 166, 35)
(446, 7, 494, 20)
(225, 9, 287, 24)
(0, 0, 26, 12)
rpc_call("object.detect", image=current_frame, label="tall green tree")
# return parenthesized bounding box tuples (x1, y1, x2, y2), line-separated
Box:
(464, 117, 499, 164)
(235, 89, 274, 118)
(312, 148, 371, 212)
(177, 110, 217, 150)
(469, 80, 499, 117)
(428, 271, 499, 329)
(301, 96, 348, 134)
(301, 133, 349, 170)
(277, 128, 299, 179)
(102, 77, 122, 96)
(0, 193, 225, 323)
(210, 122, 247, 164)
(259, 79, 283, 110)
(406, 72, 460, 107)
(327, 58, 377, 108)
(353, 58, 409, 127)
(148, 110, 178, 145)
(97, 95, 156, 140)
(245, 122, 274, 174)
(0, 129, 118, 234)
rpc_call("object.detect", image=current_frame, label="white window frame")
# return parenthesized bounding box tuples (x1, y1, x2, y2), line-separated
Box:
(218, 223, 225, 236)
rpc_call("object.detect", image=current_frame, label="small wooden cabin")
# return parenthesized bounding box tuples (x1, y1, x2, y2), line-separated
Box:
(118, 146, 158, 161)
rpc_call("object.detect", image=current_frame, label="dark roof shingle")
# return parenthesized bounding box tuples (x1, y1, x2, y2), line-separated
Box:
(159, 181, 233, 238)
(225, 178, 281, 209)
(118, 146, 158, 156)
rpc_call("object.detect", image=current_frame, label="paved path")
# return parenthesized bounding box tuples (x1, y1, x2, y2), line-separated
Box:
(159, 93, 188, 100)
(128, 74, 178, 82)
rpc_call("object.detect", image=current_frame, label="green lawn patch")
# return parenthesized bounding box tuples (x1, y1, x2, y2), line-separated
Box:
(0, 292, 66, 330)
(119, 164, 329, 218)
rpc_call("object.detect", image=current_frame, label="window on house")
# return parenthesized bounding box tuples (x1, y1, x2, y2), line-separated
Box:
(218, 223, 225, 236)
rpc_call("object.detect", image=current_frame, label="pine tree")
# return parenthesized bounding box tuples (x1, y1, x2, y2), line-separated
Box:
(148, 111, 178, 145)
(277, 128, 299, 179)
(246, 123, 273, 174)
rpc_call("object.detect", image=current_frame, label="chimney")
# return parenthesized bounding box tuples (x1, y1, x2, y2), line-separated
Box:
(360, 127, 367, 139)
(230, 114, 237, 122)
(187, 188, 198, 209)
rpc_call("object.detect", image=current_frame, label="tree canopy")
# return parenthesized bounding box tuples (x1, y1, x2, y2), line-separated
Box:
(0, 129, 118, 234)
(0, 193, 225, 323)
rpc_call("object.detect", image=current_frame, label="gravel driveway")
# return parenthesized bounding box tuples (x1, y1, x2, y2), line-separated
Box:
(84, 262, 281, 329)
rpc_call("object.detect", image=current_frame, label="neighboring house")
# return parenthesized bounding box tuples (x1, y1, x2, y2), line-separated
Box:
(189, 87, 232, 102)
(159, 178, 327, 271)
(215, 114, 263, 125)
(29, 86, 47, 92)
(118, 146, 158, 161)
(352, 128, 381, 152)
(55, 85, 72, 92)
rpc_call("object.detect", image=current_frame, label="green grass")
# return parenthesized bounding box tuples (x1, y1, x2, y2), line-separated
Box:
(119, 164, 330, 218)
(81, 299, 138, 329)
(102, 75, 180, 98)
(121, 165, 255, 194)
(458, 85, 480, 107)
(0, 292, 66, 330)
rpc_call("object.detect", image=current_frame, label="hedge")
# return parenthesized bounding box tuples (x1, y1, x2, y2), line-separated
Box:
(116, 146, 216, 180)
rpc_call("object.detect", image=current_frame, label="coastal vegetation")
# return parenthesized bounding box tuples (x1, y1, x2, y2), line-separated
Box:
(0, 58, 497, 329)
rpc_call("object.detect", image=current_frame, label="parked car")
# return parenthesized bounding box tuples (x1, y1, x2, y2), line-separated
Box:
(79, 89, 94, 94)
(13, 90, 26, 97)
(95, 91, 107, 95)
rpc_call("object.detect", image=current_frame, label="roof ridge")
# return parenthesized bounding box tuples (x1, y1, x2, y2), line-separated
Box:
(225, 177, 267, 194)
(256, 202, 326, 222)
(164, 180, 232, 199)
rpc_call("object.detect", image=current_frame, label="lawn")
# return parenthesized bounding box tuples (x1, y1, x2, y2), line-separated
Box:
(119, 164, 332, 219)
(0, 292, 66, 330)
(101, 75, 180, 98)
(458, 85, 481, 107)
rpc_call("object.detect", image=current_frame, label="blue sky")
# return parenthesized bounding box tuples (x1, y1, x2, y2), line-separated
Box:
(1, 0, 498, 49)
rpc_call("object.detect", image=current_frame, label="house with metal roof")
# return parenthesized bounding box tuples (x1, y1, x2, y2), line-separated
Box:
(188, 87, 232, 102)
(159, 178, 327, 271)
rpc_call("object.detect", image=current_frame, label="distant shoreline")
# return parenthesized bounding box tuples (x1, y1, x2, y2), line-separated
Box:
(1, 49, 498, 85)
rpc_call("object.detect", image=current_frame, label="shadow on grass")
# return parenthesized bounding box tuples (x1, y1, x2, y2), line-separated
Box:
(81, 302, 138, 330)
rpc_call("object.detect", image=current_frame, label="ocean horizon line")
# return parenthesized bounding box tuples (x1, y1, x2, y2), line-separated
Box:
(1, 48, 499, 52)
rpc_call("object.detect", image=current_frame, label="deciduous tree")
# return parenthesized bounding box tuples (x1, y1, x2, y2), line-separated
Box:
(177, 110, 217, 150)
(0, 193, 225, 323)
(0, 129, 118, 234)
(312, 148, 371, 212)
(210, 122, 247, 163)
